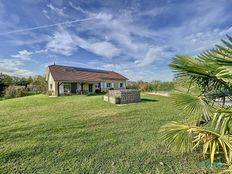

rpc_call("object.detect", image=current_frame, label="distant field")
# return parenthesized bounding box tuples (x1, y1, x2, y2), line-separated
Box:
(0, 94, 219, 173)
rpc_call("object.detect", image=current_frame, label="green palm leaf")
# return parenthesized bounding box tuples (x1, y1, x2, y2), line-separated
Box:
(211, 109, 232, 135)
(159, 121, 194, 154)
(171, 92, 213, 123)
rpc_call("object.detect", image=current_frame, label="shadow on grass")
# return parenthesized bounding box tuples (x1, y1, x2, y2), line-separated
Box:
(87, 93, 106, 97)
(141, 98, 159, 103)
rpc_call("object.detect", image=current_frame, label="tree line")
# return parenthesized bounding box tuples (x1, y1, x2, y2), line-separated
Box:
(0, 73, 47, 99)
(126, 80, 174, 92)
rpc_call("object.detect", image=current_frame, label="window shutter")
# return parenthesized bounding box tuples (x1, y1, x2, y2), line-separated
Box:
(111, 83, 114, 88)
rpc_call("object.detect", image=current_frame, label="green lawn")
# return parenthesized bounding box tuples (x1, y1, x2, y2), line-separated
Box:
(0, 94, 218, 173)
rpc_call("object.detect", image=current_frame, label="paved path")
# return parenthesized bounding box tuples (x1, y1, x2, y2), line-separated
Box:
(146, 91, 170, 97)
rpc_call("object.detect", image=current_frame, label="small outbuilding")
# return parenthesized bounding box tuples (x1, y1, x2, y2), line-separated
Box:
(104, 89, 141, 104)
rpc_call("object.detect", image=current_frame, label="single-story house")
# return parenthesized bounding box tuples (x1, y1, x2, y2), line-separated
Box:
(46, 65, 128, 96)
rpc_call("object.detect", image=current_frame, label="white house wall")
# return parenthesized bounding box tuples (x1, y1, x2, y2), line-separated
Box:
(47, 71, 56, 96)
(101, 80, 126, 92)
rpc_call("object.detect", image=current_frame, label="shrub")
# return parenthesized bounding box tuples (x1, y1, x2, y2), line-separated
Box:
(95, 89, 101, 94)
(109, 88, 114, 90)
(4, 86, 27, 99)
(46, 90, 54, 96)
(31, 75, 47, 93)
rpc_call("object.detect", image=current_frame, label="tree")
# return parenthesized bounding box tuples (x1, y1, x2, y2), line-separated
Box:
(16, 77, 29, 88)
(0, 73, 15, 86)
(0, 73, 15, 95)
(159, 35, 232, 167)
(31, 75, 47, 93)
(27, 76, 33, 84)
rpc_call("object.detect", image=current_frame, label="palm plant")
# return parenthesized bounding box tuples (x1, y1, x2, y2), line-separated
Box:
(159, 35, 232, 166)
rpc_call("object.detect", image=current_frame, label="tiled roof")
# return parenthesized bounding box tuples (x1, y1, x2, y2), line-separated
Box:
(48, 65, 128, 82)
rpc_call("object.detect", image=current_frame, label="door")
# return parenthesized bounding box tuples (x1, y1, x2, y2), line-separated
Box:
(89, 84, 93, 93)
(71, 83, 77, 94)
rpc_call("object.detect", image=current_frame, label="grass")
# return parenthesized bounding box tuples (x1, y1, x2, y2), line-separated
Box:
(0, 96, 4, 101)
(0, 94, 219, 173)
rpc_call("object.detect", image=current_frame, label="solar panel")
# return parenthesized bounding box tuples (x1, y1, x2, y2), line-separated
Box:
(67, 66, 108, 73)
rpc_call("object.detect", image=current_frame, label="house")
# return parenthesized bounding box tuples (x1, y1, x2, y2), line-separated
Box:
(45, 65, 128, 96)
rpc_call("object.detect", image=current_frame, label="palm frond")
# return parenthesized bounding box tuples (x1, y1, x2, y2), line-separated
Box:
(159, 122, 232, 164)
(171, 92, 213, 123)
(159, 121, 194, 154)
(211, 109, 232, 135)
(170, 35, 232, 92)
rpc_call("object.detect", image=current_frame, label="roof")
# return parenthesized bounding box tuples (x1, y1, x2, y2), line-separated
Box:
(48, 65, 128, 82)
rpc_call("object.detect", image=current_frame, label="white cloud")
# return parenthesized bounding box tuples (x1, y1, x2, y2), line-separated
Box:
(46, 27, 121, 58)
(12, 50, 33, 60)
(12, 49, 47, 60)
(69, 2, 93, 16)
(0, 49, 47, 77)
(90, 42, 121, 58)
(89, 61, 173, 81)
(73, 11, 159, 60)
(95, 12, 113, 21)
(0, 58, 33, 77)
(46, 28, 77, 56)
(47, 4, 66, 17)
(135, 47, 167, 67)
(42, 9, 50, 19)
(73, 35, 121, 58)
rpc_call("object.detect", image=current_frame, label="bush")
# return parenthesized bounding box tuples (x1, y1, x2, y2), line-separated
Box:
(129, 81, 175, 92)
(46, 90, 54, 96)
(95, 89, 101, 94)
(31, 75, 47, 93)
(4, 86, 27, 99)
(109, 88, 114, 90)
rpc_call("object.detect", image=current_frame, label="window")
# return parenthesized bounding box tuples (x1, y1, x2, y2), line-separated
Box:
(120, 83, 124, 88)
(64, 83, 71, 93)
(50, 84, 53, 90)
(106, 83, 111, 88)
(95, 83, 101, 88)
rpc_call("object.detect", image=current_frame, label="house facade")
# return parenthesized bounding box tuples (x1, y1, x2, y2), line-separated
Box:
(46, 65, 128, 96)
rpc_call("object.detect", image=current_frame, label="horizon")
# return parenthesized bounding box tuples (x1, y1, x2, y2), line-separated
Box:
(1, 0, 232, 81)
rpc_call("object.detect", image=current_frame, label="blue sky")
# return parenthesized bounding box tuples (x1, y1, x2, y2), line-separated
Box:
(0, 0, 232, 81)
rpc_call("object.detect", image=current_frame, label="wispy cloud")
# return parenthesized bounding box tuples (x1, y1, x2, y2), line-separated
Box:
(46, 27, 77, 56)
(12, 50, 33, 60)
(0, 17, 97, 35)
(73, 34, 121, 58)
(0, 58, 33, 77)
(135, 47, 167, 67)
(0, 50, 35, 76)
(46, 26, 121, 58)
(46, 4, 67, 17)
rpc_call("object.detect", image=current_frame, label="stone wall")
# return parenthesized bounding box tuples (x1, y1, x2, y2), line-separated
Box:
(107, 89, 141, 104)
